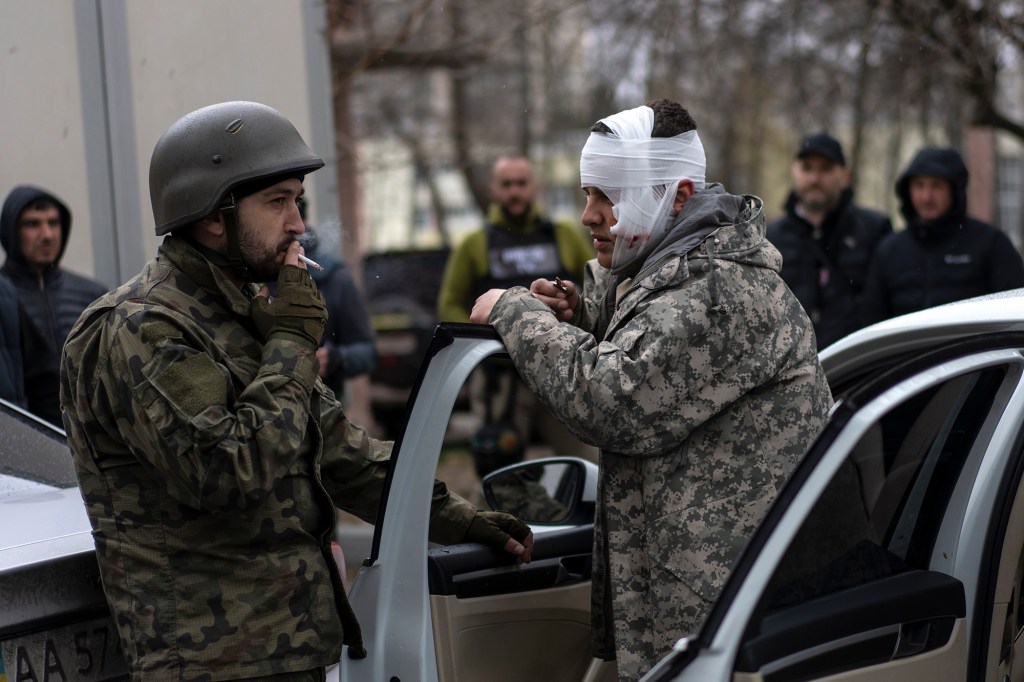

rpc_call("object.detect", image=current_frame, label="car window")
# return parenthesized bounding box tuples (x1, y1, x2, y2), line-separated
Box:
(434, 355, 518, 512)
(432, 353, 596, 517)
(0, 399, 76, 491)
(754, 364, 1006, 616)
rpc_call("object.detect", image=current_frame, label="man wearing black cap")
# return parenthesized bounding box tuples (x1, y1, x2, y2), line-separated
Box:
(767, 132, 892, 348)
(861, 147, 1024, 324)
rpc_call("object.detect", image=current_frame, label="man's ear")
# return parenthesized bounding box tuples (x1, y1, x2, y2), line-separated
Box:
(673, 179, 696, 213)
(196, 210, 226, 238)
(189, 210, 228, 251)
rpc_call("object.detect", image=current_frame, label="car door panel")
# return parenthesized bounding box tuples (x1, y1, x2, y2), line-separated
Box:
(643, 346, 1024, 681)
(733, 621, 967, 682)
(344, 327, 604, 681)
(736, 570, 965, 681)
(427, 525, 594, 682)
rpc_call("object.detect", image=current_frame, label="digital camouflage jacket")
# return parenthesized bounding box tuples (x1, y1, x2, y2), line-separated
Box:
(60, 235, 477, 681)
(489, 193, 832, 682)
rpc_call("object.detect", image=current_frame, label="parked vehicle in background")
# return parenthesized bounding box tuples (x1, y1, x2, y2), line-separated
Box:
(362, 248, 451, 437)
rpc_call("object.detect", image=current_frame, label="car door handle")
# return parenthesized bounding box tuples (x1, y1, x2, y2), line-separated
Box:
(554, 554, 591, 585)
(893, 617, 957, 659)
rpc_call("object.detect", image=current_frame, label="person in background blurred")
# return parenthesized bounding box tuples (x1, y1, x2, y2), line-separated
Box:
(0, 275, 26, 409)
(767, 133, 892, 349)
(861, 147, 1024, 324)
(437, 155, 596, 473)
(0, 185, 107, 424)
(295, 213, 376, 398)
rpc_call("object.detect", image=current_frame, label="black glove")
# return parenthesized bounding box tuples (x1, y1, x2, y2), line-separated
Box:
(250, 265, 327, 351)
(464, 510, 532, 551)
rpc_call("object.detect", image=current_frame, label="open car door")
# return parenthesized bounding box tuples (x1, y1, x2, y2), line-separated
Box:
(341, 325, 610, 682)
(645, 336, 1024, 681)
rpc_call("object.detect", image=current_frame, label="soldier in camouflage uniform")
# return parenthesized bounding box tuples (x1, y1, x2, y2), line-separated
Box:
(472, 99, 832, 681)
(60, 101, 532, 682)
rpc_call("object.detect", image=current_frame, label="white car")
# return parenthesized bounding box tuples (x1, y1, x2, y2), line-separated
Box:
(0, 405, 129, 681)
(10, 288, 1024, 682)
(642, 287, 1024, 681)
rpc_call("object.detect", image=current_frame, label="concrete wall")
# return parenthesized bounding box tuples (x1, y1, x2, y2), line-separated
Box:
(0, 0, 337, 289)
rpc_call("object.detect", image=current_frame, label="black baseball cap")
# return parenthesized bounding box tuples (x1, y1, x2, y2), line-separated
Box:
(796, 133, 846, 166)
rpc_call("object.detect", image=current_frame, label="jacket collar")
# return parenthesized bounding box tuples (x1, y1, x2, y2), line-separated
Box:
(159, 235, 258, 317)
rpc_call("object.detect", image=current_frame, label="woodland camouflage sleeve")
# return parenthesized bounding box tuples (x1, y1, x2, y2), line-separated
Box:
(96, 307, 321, 512)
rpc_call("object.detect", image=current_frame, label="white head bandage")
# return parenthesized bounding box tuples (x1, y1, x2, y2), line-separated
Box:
(580, 105, 706, 270)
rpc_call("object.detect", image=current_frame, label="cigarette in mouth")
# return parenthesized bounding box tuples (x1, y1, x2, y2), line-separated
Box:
(297, 254, 324, 271)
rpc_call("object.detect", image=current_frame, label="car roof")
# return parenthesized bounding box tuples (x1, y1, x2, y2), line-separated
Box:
(820, 288, 1024, 383)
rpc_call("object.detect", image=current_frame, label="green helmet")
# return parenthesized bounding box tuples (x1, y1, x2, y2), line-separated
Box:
(149, 101, 325, 236)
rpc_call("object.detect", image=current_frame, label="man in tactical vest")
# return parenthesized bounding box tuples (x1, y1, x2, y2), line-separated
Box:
(437, 156, 596, 475)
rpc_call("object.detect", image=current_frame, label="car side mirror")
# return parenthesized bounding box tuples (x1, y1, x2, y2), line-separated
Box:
(482, 457, 598, 525)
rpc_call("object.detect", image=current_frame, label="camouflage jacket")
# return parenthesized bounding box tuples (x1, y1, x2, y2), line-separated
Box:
(488, 194, 832, 682)
(60, 236, 477, 682)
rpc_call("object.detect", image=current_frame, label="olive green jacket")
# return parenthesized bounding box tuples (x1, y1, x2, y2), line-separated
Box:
(60, 235, 476, 681)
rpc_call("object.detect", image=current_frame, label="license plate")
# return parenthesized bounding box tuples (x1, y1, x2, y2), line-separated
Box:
(1, 617, 129, 681)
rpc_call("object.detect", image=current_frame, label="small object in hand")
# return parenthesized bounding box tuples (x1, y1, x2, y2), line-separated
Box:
(553, 277, 568, 294)
(297, 254, 324, 271)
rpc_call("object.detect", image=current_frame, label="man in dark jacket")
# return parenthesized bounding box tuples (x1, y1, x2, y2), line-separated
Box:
(0, 275, 26, 408)
(767, 133, 892, 348)
(861, 147, 1024, 324)
(300, 225, 376, 397)
(0, 185, 107, 424)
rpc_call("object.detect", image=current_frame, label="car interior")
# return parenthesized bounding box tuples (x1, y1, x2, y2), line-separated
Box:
(732, 363, 1011, 680)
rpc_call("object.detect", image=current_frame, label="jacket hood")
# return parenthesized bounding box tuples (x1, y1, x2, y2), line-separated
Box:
(895, 148, 968, 226)
(634, 184, 755, 275)
(0, 185, 72, 267)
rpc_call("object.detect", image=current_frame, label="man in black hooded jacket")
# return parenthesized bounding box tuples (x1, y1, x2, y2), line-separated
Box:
(861, 148, 1024, 325)
(767, 133, 892, 349)
(0, 185, 107, 424)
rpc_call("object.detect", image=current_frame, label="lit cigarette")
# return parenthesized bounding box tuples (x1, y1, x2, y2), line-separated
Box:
(297, 254, 324, 271)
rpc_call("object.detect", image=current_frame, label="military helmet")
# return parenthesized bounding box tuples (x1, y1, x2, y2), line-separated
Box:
(149, 101, 325, 236)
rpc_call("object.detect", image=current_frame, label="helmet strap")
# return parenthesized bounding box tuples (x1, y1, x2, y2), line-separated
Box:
(219, 193, 254, 281)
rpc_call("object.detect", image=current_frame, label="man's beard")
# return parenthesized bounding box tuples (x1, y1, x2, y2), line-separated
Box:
(798, 188, 838, 214)
(501, 200, 531, 223)
(237, 218, 289, 283)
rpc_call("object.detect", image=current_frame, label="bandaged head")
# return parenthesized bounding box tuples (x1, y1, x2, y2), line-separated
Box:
(580, 105, 706, 271)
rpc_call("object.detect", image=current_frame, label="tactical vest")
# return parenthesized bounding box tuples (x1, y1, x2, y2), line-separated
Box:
(471, 220, 567, 301)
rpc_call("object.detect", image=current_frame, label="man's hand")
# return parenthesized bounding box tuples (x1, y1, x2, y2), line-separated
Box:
(250, 265, 327, 351)
(470, 289, 506, 324)
(530, 278, 578, 321)
(464, 510, 534, 564)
